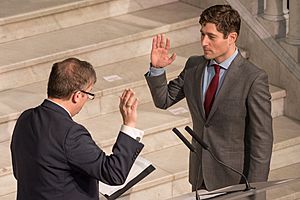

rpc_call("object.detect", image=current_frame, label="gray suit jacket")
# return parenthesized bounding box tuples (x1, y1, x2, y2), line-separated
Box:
(145, 53, 273, 191)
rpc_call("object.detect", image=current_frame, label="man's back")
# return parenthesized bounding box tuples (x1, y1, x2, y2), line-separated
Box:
(11, 100, 101, 200)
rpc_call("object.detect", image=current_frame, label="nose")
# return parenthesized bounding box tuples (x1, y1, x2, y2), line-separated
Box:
(201, 35, 209, 47)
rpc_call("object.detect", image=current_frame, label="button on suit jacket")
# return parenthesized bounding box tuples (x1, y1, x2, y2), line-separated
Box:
(11, 99, 144, 200)
(145, 53, 273, 191)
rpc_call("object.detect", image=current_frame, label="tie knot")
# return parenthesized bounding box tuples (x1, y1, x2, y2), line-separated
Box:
(213, 64, 220, 74)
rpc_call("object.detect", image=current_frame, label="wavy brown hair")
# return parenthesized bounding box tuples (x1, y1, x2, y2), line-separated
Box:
(199, 4, 241, 38)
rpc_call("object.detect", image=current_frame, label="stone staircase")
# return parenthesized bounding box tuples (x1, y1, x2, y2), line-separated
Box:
(0, 1, 300, 200)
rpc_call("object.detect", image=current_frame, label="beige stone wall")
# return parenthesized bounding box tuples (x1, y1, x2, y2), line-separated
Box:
(238, 21, 300, 120)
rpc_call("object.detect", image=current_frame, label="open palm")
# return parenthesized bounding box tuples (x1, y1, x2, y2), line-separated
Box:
(151, 34, 176, 68)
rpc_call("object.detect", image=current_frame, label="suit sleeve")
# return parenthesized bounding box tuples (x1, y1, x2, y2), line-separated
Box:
(145, 63, 187, 110)
(64, 125, 144, 185)
(246, 71, 273, 182)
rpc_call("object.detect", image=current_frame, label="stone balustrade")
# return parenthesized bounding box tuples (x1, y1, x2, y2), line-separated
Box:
(260, 0, 300, 62)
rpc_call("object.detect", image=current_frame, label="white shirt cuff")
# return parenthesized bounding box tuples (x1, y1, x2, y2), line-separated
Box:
(120, 125, 144, 142)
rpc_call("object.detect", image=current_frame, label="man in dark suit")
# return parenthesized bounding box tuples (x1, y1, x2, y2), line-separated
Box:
(11, 58, 144, 200)
(145, 5, 273, 191)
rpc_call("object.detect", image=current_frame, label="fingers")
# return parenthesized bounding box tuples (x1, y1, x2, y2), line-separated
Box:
(160, 34, 165, 48)
(153, 34, 169, 49)
(131, 97, 139, 110)
(119, 89, 138, 128)
(152, 36, 157, 50)
(165, 37, 171, 50)
(168, 53, 177, 64)
(119, 89, 136, 109)
(156, 34, 161, 49)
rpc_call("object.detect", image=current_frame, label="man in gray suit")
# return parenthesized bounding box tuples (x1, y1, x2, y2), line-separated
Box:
(145, 5, 273, 191)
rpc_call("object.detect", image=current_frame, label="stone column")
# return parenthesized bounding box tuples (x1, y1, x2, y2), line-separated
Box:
(286, 0, 300, 45)
(263, 0, 285, 21)
(261, 0, 287, 38)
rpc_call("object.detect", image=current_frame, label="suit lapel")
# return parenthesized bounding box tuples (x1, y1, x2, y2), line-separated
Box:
(206, 53, 245, 122)
(194, 59, 208, 121)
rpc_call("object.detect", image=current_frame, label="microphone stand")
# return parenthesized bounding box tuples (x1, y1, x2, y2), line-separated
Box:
(171, 128, 201, 200)
(184, 126, 255, 198)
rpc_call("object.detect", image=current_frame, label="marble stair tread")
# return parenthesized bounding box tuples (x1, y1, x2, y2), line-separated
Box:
(271, 117, 300, 170)
(3, 105, 299, 177)
(0, 141, 11, 176)
(128, 147, 300, 199)
(272, 116, 300, 151)
(1, 120, 300, 199)
(0, 53, 187, 125)
(0, 0, 179, 44)
(267, 163, 300, 200)
(0, 0, 86, 19)
(0, 1, 201, 73)
(0, 41, 286, 125)
(80, 100, 191, 150)
(0, 172, 16, 199)
(0, 79, 286, 143)
(1, 166, 300, 200)
(2, 116, 300, 174)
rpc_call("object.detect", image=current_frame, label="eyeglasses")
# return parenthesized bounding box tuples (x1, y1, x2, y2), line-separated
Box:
(80, 90, 95, 100)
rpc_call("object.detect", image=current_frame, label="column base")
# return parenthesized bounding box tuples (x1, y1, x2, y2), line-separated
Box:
(279, 39, 300, 63)
(258, 15, 287, 39)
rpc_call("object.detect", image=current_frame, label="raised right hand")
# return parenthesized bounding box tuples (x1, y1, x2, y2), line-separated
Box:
(119, 89, 138, 128)
(151, 34, 176, 68)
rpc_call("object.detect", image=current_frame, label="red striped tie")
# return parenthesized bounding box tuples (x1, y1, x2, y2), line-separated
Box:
(204, 64, 220, 118)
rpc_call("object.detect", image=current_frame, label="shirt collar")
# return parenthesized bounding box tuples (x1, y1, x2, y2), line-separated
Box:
(209, 48, 239, 70)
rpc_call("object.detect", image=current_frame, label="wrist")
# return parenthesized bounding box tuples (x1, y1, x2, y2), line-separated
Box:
(150, 62, 163, 68)
(123, 122, 136, 128)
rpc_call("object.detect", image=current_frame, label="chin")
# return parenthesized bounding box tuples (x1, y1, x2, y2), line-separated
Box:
(204, 54, 213, 60)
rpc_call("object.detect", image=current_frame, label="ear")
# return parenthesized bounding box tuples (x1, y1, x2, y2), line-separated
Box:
(228, 32, 238, 44)
(71, 91, 81, 103)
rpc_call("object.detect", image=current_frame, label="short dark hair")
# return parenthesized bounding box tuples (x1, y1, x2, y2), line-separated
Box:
(199, 4, 241, 38)
(47, 58, 97, 99)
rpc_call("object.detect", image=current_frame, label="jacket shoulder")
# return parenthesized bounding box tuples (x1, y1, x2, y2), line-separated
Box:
(184, 55, 207, 70)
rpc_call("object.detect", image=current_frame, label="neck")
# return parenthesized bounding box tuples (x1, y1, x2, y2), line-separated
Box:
(215, 45, 237, 63)
(48, 97, 74, 117)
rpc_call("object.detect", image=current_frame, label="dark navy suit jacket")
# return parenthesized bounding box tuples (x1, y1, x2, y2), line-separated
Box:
(11, 99, 144, 200)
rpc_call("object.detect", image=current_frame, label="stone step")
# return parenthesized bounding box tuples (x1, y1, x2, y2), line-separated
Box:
(0, 0, 178, 43)
(271, 116, 300, 170)
(0, 43, 287, 143)
(0, 1, 202, 91)
(2, 145, 300, 200)
(0, 78, 286, 146)
(0, 92, 291, 177)
(0, 53, 188, 142)
(267, 163, 300, 200)
(1, 114, 300, 198)
(82, 100, 192, 153)
(0, 99, 192, 176)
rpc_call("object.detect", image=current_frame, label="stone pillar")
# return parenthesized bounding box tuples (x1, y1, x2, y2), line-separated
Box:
(280, 0, 300, 63)
(239, 0, 264, 15)
(263, 0, 285, 21)
(286, 0, 300, 45)
(260, 0, 287, 38)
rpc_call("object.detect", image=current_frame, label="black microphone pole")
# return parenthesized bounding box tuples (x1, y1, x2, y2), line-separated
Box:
(172, 128, 201, 200)
(185, 126, 255, 191)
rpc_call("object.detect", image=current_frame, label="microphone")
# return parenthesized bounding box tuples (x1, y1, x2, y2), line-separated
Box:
(184, 126, 254, 191)
(172, 128, 195, 152)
